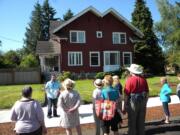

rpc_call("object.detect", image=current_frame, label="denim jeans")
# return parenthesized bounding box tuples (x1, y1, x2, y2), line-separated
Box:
(47, 98, 58, 116)
(93, 107, 101, 135)
(16, 127, 42, 135)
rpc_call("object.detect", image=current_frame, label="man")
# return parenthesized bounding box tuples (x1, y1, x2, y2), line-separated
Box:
(45, 73, 61, 118)
(122, 64, 149, 135)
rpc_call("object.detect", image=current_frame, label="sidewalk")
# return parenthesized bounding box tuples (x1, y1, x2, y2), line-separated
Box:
(0, 95, 179, 127)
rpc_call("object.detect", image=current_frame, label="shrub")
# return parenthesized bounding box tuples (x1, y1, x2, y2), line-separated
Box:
(57, 71, 72, 81)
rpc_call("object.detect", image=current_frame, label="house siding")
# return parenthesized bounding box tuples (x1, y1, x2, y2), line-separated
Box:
(57, 11, 135, 73)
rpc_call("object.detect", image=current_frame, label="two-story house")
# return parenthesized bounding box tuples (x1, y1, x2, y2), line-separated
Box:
(36, 6, 143, 74)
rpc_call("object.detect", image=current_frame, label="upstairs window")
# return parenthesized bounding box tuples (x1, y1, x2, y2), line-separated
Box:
(70, 31, 86, 43)
(96, 31, 103, 38)
(112, 32, 126, 44)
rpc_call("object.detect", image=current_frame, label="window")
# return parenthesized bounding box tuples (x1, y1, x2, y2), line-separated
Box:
(70, 31, 86, 43)
(112, 32, 126, 44)
(104, 51, 120, 65)
(68, 52, 83, 66)
(96, 31, 102, 38)
(90, 52, 100, 67)
(123, 52, 132, 66)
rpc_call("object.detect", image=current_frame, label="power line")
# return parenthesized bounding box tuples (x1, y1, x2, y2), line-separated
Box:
(0, 35, 23, 44)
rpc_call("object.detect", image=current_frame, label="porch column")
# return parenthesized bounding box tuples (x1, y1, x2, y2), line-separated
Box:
(39, 56, 45, 72)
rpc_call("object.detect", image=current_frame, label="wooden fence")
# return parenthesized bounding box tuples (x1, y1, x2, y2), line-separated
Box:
(0, 68, 41, 85)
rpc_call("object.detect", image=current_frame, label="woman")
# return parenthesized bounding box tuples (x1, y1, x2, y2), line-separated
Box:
(101, 75, 121, 135)
(122, 64, 149, 135)
(10, 86, 47, 135)
(160, 77, 172, 124)
(58, 78, 82, 135)
(92, 79, 103, 135)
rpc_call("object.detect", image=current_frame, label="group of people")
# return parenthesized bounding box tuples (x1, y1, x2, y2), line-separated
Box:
(10, 64, 180, 135)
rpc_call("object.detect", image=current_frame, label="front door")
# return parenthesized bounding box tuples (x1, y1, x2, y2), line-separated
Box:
(103, 51, 120, 72)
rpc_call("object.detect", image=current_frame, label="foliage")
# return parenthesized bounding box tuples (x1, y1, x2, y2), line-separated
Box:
(63, 9, 74, 21)
(57, 71, 72, 81)
(19, 54, 39, 68)
(95, 70, 122, 79)
(155, 0, 180, 66)
(23, 0, 57, 55)
(23, 2, 43, 55)
(131, 0, 165, 75)
(42, 0, 57, 40)
(2, 50, 21, 68)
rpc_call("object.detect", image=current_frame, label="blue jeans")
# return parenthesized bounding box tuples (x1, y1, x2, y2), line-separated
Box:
(47, 98, 58, 116)
(177, 90, 180, 100)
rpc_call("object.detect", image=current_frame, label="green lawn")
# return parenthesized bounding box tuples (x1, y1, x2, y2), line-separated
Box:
(0, 76, 178, 109)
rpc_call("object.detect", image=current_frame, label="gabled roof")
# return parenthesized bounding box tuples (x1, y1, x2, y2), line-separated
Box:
(53, 6, 144, 38)
(36, 39, 60, 55)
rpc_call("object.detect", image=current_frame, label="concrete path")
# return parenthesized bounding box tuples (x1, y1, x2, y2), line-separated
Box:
(0, 95, 179, 128)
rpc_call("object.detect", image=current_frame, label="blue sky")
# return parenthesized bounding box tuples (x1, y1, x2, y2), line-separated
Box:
(0, 0, 176, 52)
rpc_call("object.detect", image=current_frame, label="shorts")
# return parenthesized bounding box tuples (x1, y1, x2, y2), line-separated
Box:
(101, 111, 121, 134)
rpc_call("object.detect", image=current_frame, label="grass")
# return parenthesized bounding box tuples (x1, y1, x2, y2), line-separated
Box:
(0, 76, 179, 109)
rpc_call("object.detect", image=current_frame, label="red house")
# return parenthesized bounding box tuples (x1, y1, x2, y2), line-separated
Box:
(36, 6, 143, 74)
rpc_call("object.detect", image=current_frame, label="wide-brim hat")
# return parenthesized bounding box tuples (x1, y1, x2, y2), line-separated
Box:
(63, 78, 75, 90)
(94, 79, 103, 88)
(127, 64, 143, 74)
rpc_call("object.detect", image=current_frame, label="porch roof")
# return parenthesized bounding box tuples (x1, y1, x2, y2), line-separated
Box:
(36, 40, 60, 55)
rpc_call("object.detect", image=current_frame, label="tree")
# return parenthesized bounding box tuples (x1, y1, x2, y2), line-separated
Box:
(155, 0, 180, 66)
(63, 9, 74, 21)
(23, 2, 43, 55)
(42, 0, 57, 40)
(131, 0, 165, 74)
(3, 50, 21, 68)
(20, 54, 39, 68)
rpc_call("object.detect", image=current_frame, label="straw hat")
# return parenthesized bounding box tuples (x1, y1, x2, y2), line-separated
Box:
(127, 64, 143, 74)
(94, 79, 103, 88)
(63, 78, 75, 90)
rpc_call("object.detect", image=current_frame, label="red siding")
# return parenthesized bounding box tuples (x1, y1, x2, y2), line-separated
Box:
(56, 11, 136, 73)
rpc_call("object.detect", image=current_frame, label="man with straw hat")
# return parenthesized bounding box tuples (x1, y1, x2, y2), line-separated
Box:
(122, 64, 149, 135)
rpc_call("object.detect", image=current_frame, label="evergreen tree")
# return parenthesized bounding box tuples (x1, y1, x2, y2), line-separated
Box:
(132, 0, 165, 74)
(24, 2, 43, 54)
(42, 0, 57, 40)
(63, 9, 74, 21)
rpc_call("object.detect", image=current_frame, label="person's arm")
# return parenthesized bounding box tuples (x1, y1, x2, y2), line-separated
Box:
(34, 101, 47, 134)
(68, 91, 81, 112)
(10, 103, 17, 121)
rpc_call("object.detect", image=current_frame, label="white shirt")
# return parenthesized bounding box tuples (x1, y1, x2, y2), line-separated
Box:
(92, 88, 102, 100)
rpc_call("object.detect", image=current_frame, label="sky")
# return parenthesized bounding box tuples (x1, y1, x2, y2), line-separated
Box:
(0, 0, 177, 52)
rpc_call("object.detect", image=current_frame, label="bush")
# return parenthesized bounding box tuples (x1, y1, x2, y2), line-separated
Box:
(19, 54, 38, 68)
(95, 70, 122, 79)
(57, 71, 72, 81)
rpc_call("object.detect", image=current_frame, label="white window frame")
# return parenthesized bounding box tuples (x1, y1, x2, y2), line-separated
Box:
(68, 52, 83, 66)
(123, 52, 132, 66)
(89, 51, 100, 67)
(112, 32, 127, 44)
(103, 51, 120, 66)
(70, 30, 86, 43)
(96, 31, 103, 38)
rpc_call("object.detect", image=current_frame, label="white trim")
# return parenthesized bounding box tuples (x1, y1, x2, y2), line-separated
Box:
(70, 30, 86, 43)
(68, 51, 83, 66)
(123, 52, 132, 66)
(112, 32, 127, 44)
(89, 51, 100, 67)
(96, 31, 103, 38)
(53, 6, 143, 38)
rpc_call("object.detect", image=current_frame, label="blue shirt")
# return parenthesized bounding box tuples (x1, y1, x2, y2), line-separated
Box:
(160, 83, 172, 102)
(45, 80, 61, 99)
(101, 86, 119, 101)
